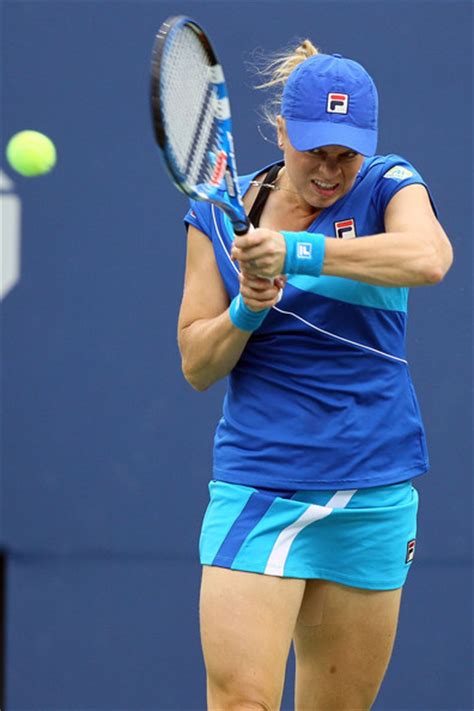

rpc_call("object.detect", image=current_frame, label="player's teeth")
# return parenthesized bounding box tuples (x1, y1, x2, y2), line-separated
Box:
(313, 180, 336, 189)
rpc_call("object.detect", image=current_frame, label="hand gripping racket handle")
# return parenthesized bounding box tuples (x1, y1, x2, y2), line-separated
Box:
(234, 224, 284, 303)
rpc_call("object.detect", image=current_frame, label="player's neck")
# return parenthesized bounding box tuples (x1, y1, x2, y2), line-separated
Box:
(268, 167, 323, 229)
(261, 192, 322, 232)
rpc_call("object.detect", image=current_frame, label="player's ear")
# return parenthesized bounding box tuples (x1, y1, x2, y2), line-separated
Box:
(276, 115, 285, 150)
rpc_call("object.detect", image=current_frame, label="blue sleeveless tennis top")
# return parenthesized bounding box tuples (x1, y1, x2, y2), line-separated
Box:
(184, 154, 433, 490)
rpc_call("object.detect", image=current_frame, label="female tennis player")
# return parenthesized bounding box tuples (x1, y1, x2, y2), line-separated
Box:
(179, 41, 452, 711)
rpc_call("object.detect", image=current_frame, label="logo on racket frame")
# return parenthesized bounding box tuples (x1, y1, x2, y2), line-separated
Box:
(209, 150, 228, 187)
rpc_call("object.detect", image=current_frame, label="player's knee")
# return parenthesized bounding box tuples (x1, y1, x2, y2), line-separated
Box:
(209, 690, 274, 711)
(228, 701, 272, 711)
(207, 673, 277, 711)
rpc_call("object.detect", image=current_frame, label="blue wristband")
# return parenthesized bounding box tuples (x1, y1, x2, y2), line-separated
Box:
(229, 294, 270, 332)
(281, 231, 326, 276)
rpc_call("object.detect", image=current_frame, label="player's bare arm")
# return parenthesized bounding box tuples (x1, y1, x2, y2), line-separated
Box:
(322, 184, 453, 285)
(178, 226, 282, 391)
(232, 184, 453, 287)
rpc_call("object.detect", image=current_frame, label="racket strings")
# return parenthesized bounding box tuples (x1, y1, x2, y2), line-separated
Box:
(161, 27, 222, 188)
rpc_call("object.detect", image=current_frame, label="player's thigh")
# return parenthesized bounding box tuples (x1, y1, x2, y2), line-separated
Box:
(200, 565, 305, 704)
(293, 579, 402, 711)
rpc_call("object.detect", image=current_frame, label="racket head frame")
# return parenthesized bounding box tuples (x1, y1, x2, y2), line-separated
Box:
(150, 15, 250, 234)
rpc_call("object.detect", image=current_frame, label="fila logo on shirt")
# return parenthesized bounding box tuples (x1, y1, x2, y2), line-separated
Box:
(327, 93, 349, 114)
(406, 539, 416, 564)
(334, 218, 357, 239)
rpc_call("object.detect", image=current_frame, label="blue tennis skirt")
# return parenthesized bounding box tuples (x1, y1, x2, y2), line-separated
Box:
(199, 479, 419, 590)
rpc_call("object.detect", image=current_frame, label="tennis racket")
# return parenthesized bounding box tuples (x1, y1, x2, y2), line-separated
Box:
(150, 15, 250, 235)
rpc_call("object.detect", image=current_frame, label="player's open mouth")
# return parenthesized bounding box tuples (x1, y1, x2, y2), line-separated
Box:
(311, 179, 339, 197)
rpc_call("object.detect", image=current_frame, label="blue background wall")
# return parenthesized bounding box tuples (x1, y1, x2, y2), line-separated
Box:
(1, 1, 472, 709)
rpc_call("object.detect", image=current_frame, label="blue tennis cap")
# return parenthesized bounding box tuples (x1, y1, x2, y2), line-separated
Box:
(281, 53, 378, 156)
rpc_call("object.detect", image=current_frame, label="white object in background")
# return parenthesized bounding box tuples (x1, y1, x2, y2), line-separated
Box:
(0, 169, 21, 300)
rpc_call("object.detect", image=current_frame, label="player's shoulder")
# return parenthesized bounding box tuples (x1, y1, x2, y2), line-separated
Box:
(361, 153, 421, 182)
(185, 194, 214, 237)
(358, 153, 435, 216)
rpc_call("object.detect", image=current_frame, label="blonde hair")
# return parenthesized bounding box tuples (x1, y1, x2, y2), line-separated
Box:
(255, 39, 321, 130)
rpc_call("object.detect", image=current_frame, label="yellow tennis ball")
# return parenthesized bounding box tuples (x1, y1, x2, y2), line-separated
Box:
(6, 130, 57, 177)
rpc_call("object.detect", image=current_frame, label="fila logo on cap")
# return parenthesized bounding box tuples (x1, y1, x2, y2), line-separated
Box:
(327, 93, 349, 114)
(406, 539, 416, 564)
(334, 218, 357, 239)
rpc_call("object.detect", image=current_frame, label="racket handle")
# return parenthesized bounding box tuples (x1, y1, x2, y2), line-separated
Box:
(233, 217, 252, 235)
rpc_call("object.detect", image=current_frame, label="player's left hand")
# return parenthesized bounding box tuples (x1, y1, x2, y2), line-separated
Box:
(239, 272, 287, 311)
(232, 228, 286, 278)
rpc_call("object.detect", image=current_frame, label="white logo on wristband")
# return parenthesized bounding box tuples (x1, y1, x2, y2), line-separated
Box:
(297, 242, 313, 258)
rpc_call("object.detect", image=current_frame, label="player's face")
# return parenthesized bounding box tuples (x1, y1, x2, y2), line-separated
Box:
(277, 117, 364, 210)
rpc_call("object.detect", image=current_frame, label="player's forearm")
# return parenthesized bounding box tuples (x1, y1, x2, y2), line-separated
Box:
(322, 231, 453, 286)
(233, 227, 453, 287)
(179, 310, 251, 391)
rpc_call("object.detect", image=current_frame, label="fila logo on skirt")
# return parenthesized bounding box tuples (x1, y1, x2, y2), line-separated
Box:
(406, 539, 416, 564)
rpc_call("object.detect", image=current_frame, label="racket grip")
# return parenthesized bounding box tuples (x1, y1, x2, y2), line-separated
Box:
(233, 218, 252, 236)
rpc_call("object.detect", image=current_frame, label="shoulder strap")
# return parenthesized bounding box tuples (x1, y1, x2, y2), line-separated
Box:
(248, 163, 282, 228)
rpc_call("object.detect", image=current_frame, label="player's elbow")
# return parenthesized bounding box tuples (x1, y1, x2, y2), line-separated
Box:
(440, 239, 454, 278)
(420, 238, 453, 285)
(422, 265, 445, 285)
(420, 260, 448, 285)
(182, 363, 211, 392)
(181, 355, 218, 391)
(188, 377, 211, 393)
(178, 330, 211, 391)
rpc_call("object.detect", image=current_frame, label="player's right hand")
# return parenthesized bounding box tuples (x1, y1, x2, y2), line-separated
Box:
(232, 228, 287, 279)
(238, 272, 286, 312)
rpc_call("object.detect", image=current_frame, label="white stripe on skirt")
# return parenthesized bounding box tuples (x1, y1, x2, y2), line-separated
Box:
(264, 489, 357, 576)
